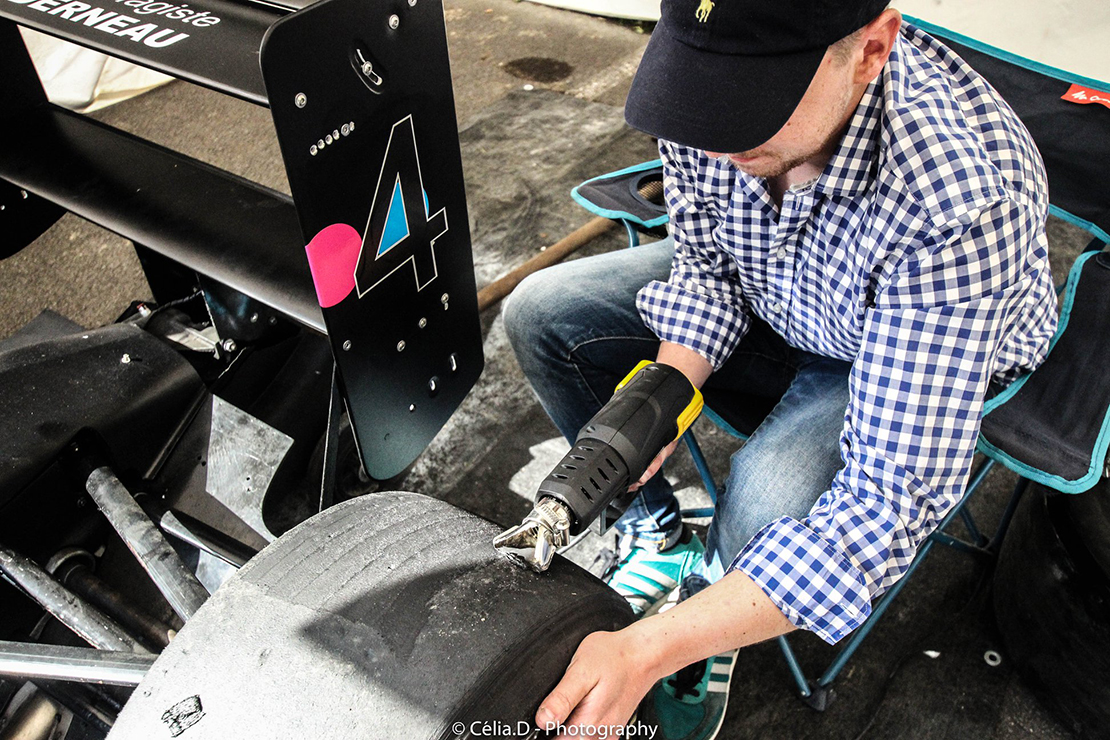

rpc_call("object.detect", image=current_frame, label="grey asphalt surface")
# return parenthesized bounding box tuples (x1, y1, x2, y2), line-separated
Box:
(1, 1, 1093, 737)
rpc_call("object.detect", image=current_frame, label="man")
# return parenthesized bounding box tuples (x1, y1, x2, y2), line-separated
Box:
(503, 1, 1058, 738)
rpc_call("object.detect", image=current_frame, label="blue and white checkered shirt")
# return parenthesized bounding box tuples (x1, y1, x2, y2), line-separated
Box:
(637, 23, 1058, 644)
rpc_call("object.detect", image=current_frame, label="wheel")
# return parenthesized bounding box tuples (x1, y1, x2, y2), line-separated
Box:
(994, 481, 1110, 739)
(110, 491, 634, 739)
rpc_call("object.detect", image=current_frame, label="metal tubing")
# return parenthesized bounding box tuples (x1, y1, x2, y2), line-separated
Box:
(776, 635, 812, 698)
(85, 467, 209, 621)
(681, 432, 718, 519)
(964, 456, 996, 497)
(958, 508, 986, 545)
(0, 642, 153, 687)
(0, 547, 145, 653)
(989, 476, 1031, 552)
(0, 689, 60, 740)
(930, 531, 992, 558)
(34, 681, 117, 734)
(52, 556, 177, 649)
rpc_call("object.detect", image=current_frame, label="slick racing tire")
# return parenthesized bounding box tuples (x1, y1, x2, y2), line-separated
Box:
(994, 481, 1110, 739)
(110, 492, 634, 739)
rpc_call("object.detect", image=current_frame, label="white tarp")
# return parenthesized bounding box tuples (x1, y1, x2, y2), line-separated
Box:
(526, 0, 1110, 83)
(21, 28, 172, 111)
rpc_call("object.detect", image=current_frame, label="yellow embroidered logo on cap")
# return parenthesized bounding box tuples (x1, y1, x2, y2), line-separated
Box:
(695, 0, 714, 22)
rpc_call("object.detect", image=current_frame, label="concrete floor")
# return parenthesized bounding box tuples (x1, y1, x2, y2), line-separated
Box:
(1, 1, 1094, 737)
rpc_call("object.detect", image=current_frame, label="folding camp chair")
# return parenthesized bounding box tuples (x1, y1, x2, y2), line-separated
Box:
(570, 16, 1110, 710)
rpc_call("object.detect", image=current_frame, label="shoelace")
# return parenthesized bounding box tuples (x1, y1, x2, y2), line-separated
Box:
(590, 546, 619, 580)
(668, 658, 708, 701)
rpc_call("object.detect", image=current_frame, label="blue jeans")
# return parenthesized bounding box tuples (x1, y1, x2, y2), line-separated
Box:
(503, 237, 851, 591)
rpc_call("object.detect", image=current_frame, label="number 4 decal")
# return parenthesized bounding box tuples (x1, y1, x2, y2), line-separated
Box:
(355, 115, 449, 297)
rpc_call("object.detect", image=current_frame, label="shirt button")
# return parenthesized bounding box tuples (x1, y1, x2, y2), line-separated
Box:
(776, 246, 788, 260)
(769, 301, 783, 314)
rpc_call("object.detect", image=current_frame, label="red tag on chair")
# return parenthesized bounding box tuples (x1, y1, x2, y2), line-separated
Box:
(1061, 83, 1110, 110)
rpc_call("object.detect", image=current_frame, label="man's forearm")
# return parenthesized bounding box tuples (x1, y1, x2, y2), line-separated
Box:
(629, 570, 795, 680)
(656, 341, 714, 389)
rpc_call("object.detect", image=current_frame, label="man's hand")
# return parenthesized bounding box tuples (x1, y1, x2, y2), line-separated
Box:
(535, 572, 796, 738)
(628, 437, 680, 492)
(535, 629, 661, 739)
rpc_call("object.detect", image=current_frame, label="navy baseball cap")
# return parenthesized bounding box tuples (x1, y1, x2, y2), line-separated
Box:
(625, 0, 890, 152)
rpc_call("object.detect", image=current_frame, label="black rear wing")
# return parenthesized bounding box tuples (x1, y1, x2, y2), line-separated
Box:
(1, 0, 485, 479)
(1, 0, 287, 104)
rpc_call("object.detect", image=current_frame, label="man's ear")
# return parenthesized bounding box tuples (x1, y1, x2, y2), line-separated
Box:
(854, 8, 902, 85)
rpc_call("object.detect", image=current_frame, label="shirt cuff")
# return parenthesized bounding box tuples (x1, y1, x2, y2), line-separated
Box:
(729, 517, 873, 644)
(636, 279, 748, 371)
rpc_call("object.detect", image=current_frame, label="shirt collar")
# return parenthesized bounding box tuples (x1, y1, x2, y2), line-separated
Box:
(813, 34, 903, 198)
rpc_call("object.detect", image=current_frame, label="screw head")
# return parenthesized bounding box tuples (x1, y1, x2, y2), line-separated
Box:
(250, 312, 259, 323)
(295, 93, 307, 108)
(221, 338, 237, 353)
(341, 124, 351, 136)
(388, 14, 400, 28)
(310, 145, 318, 156)
(397, 340, 406, 352)
(342, 340, 352, 351)
(418, 317, 427, 329)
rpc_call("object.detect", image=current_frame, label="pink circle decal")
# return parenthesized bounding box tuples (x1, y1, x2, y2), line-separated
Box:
(305, 223, 362, 308)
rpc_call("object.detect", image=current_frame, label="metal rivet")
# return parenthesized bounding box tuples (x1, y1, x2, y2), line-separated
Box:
(332, 129, 340, 140)
(349, 121, 355, 131)
(418, 318, 427, 329)
(408, 0, 416, 5)
(0, 205, 5, 211)
(341, 124, 350, 136)
(295, 92, 307, 108)
(440, 293, 449, 304)
(408, 404, 416, 412)
(428, 377, 438, 394)
(388, 14, 400, 28)
(318, 139, 326, 149)
(120, 354, 131, 364)
(250, 313, 259, 324)
(397, 340, 406, 352)
(342, 340, 352, 351)
(20, 190, 28, 199)
(310, 145, 318, 156)
(984, 650, 1002, 667)
(449, 353, 458, 372)
(325, 134, 334, 145)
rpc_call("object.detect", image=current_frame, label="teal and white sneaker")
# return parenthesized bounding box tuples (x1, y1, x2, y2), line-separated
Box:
(638, 650, 739, 740)
(602, 527, 705, 616)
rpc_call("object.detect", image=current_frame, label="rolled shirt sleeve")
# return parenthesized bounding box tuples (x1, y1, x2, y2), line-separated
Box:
(729, 197, 1054, 644)
(637, 141, 751, 370)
